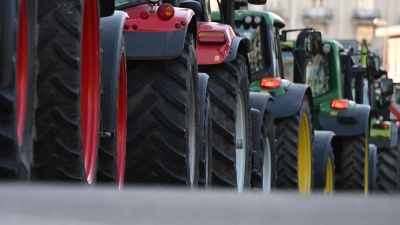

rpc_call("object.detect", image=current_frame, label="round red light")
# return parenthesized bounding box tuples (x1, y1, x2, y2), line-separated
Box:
(140, 11, 149, 19)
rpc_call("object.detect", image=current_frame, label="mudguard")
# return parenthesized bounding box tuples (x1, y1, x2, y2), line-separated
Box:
(122, 4, 195, 60)
(249, 92, 274, 114)
(318, 104, 371, 137)
(250, 108, 262, 170)
(368, 144, 377, 191)
(198, 72, 209, 159)
(264, 83, 312, 119)
(312, 130, 335, 189)
(196, 21, 236, 65)
(100, 10, 127, 135)
(370, 122, 398, 148)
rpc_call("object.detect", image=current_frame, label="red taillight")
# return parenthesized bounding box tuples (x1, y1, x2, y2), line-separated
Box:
(396, 121, 400, 127)
(330, 99, 349, 110)
(381, 124, 389, 130)
(140, 11, 149, 19)
(198, 31, 226, 44)
(157, 3, 174, 20)
(372, 123, 390, 130)
(260, 78, 281, 89)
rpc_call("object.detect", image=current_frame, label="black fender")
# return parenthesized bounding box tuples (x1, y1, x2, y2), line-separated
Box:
(250, 108, 262, 171)
(264, 83, 313, 119)
(318, 104, 371, 137)
(312, 130, 335, 189)
(225, 36, 252, 82)
(249, 92, 274, 114)
(124, 17, 196, 60)
(370, 122, 398, 148)
(198, 72, 209, 159)
(99, 10, 126, 135)
(368, 144, 377, 191)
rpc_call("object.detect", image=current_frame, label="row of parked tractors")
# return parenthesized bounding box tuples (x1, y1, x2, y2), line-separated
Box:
(1, 0, 399, 194)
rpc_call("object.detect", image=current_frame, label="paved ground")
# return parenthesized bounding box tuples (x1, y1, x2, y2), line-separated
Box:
(0, 184, 399, 224)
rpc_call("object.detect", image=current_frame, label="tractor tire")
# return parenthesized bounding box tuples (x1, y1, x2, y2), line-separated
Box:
(96, 39, 127, 188)
(124, 34, 200, 187)
(340, 133, 368, 192)
(198, 74, 212, 188)
(252, 110, 277, 193)
(0, 0, 37, 179)
(313, 146, 334, 193)
(376, 143, 400, 193)
(33, 0, 101, 184)
(275, 95, 313, 192)
(199, 54, 252, 192)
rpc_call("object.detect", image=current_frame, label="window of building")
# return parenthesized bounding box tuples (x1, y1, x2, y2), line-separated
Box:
(358, 0, 373, 9)
(311, 0, 324, 7)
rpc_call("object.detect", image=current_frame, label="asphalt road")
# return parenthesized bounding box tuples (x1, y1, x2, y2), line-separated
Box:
(0, 184, 399, 225)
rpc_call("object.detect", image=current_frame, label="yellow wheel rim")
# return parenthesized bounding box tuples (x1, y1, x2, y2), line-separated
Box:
(364, 135, 369, 195)
(324, 158, 334, 193)
(298, 113, 312, 193)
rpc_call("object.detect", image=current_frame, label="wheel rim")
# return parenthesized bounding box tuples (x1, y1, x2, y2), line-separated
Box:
(298, 113, 312, 193)
(324, 158, 334, 193)
(263, 137, 272, 193)
(81, 0, 100, 184)
(117, 53, 127, 189)
(364, 135, 369, 194)
(188, 71, 196, 187)
(16, 0, 28, 147)
(235, 90, 246, 193)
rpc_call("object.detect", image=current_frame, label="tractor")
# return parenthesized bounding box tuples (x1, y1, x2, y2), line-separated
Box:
(348, 41, 400, 192)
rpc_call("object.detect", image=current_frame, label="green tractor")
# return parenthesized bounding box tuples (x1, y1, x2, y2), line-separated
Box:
(212, 10, 327, 193)
(349, 42, 400, 192)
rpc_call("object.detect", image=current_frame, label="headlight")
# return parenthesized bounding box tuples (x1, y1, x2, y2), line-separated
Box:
(254, 15, 262, 24)
(323, 44, 331, 54)
(244, 15, 252, 24)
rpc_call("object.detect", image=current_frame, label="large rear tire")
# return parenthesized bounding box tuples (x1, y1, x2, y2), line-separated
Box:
(0, 0, 37, 179)
(275, 95, 313, 193)
(199, 54, 252, 192)
(124, 34, 200, 187)
(33, 0, 101, 184)
(376, 143, 400, 193)
(340, 133, 369, 192)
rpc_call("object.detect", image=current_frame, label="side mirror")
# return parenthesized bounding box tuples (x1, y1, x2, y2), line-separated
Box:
(395, 88, 400, 104)
(247, 0, 267, 5)
(306, 31, 323, 55)
(100, 0, 115, 17)
(380, 78, 394, 96)
(179, 1, 202, 15)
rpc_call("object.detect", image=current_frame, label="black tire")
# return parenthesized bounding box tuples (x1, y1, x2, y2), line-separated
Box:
(199, 54, 252, 190)
(124, 34, 200, 187)
(33, 0, 101, 182)
(97, 38, 127, 185)
(376, 143, 400, 193)
(0, 0, 37, 179)
(340, 133, 368, 191)
(251, 110, 277, 191)
(199, 90, 212, 188)
(275, 95, 313, 191)
(313, 145, 335, 192)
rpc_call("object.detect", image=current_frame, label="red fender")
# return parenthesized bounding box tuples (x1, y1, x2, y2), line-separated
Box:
(122, 4, 194, 32)
(196, 21, 235, 65)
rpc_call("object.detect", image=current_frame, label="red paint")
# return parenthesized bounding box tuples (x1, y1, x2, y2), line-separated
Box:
(260, 78, 281, 89)
(81, 0, 100, 184)
(196, 22, 235, 65)
(122, 4, 193, 32)
(390, 105, 400, 119)
(117, 53, 127, 189)
(16, 0, 28, 146)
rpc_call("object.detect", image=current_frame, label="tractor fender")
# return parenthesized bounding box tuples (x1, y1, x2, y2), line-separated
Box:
(318, 104, 371, 137)
(312, 130, 335, 189)
(198, 73, 209, 159)
(250, 108, 262, 170)
(368, 144, 377, 191)
(370, 122, 399, 148)
(122, 5, 196, 60)
(249, 92, 274, 114)
(264, 83, 313, 119)
(196, 21, 236, 65)
(100, 10, 127, 134)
